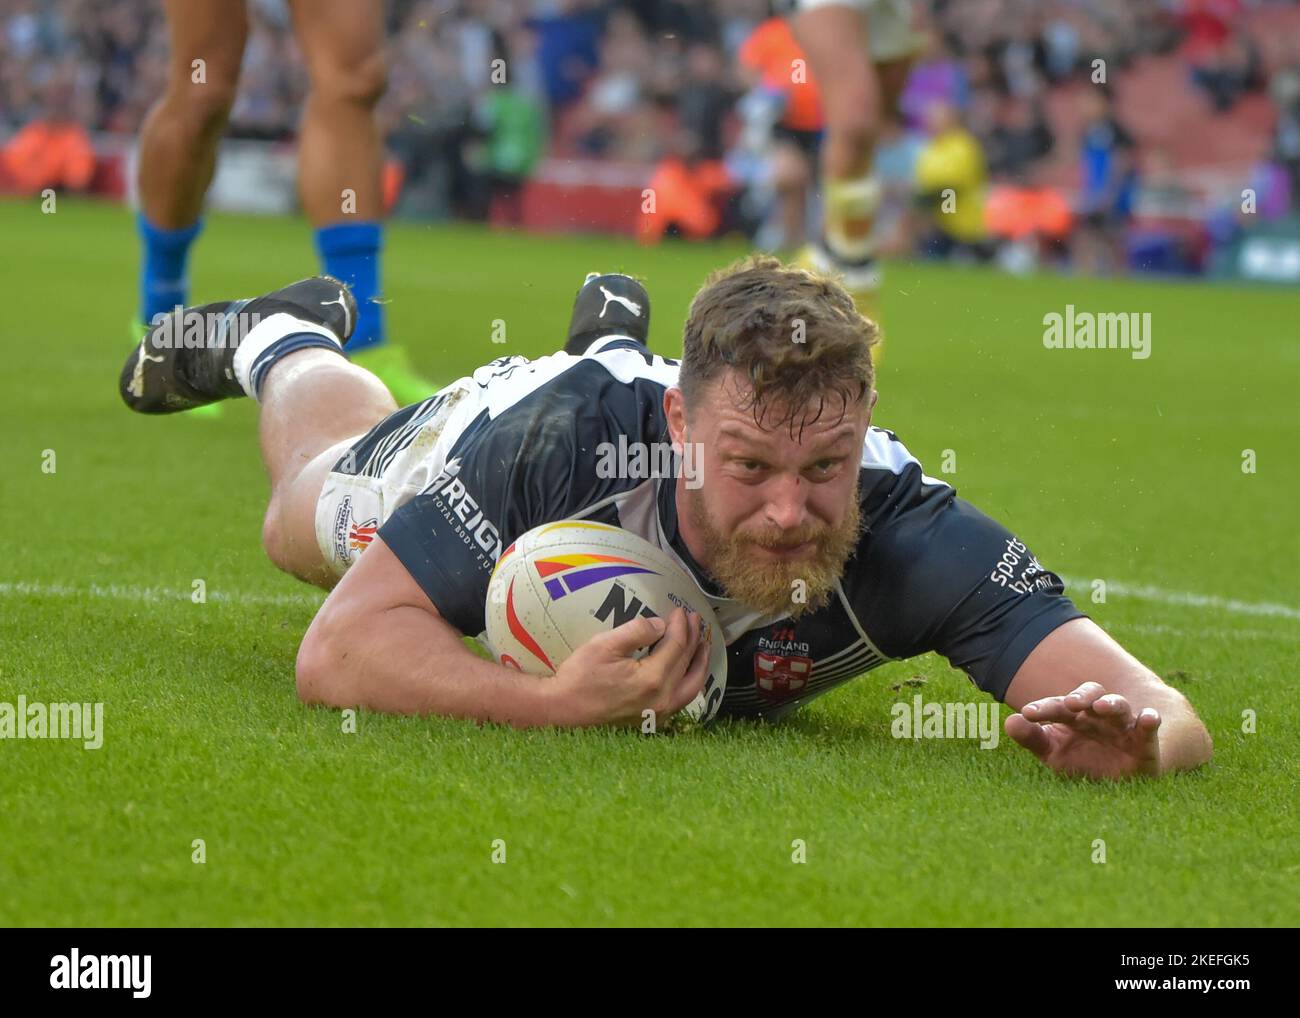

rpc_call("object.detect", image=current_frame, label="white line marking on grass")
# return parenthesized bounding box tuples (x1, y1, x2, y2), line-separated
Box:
(0, 581, 322, 607)
(4, 576, 1298, 625)
(1060, 575, 1300, 621)
(1107, 622, 1299, 643)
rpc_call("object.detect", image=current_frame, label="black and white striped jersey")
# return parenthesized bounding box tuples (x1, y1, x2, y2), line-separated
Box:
(377, 337, 1084, 720)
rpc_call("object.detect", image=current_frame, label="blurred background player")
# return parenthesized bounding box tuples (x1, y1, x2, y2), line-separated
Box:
(912, 98, 991, 262)
(133, 0, 433, 412)
(1073, 86, 1139, 275)
(733, 10, 822, 253)
(791, 0, 922, 324)
(7, 1, 1296, 291)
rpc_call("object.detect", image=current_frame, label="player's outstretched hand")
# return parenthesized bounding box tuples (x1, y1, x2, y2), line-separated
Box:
(548, 607, 710, 727)
(1004, 681, 1163, 779)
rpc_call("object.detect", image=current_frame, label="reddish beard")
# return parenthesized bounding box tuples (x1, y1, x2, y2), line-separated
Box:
(687, 486, 862, 618)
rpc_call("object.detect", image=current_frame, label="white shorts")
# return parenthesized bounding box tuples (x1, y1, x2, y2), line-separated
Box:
(793, 0, 921, 62)
(313, 379, 481, 579)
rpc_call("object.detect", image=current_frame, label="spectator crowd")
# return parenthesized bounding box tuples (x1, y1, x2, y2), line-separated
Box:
(3, 0, 1299, 275)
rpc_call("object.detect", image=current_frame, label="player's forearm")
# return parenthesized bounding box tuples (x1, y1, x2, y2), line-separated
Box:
(1153, 694, 1214, 775)
(296, 604, 556, 727)
(1125, 680, 1213, 775)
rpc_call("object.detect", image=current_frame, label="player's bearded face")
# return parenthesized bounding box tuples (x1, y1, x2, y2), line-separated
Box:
(686, 479, 862, 619)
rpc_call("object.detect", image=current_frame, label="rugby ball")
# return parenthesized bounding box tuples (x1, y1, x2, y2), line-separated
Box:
(484, 521, 728, 722)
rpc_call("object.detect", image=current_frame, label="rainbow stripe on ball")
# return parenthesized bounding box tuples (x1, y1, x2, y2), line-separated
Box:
(534, 553, 658, 600)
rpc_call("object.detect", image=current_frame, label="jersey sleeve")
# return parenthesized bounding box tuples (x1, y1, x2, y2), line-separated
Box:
(846, 472, 1086, 702)
(377, 350, 670, 636)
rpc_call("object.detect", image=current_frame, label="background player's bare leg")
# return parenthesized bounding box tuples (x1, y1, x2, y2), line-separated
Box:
(287, 0, 387, 226)
(258, 351, 396, 585)
(137, 0, 248, 229)
(793, 8, 912, 252)
(794, 5, 879, 184)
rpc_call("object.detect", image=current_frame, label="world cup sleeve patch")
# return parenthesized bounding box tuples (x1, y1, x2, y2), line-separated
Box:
(332, 495, 379, 564)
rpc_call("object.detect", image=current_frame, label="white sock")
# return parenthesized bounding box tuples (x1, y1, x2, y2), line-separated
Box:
(232, 312, 342, 401)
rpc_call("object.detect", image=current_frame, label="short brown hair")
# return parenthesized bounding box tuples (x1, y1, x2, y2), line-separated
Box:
(679, 254, 878, 434)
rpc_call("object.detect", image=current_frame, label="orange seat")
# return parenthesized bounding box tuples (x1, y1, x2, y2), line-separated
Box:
(2, 121, 96, 194)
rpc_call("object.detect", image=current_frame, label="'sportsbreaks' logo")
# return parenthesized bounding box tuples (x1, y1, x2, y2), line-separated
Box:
(989, 536, 1056, 594)
(425, 458, 502, 565)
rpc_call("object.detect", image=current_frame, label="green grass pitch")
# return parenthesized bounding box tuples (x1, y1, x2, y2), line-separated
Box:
(1, 198, 1297, 926)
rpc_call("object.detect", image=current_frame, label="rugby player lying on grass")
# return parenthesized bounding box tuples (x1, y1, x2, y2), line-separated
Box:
(119, 257, 1212, 779)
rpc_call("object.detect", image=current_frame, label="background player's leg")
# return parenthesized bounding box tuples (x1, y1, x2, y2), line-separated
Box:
(288, 0, 387, 349)
(796, 5, 877, 177)
(287, 0, 434, 405)
(136, 0, 248, 325)
(874, 56, 915, 146)
(793, 2, 882, 263)
(258, 350, 397, 585)
(771, 140, 813, 250)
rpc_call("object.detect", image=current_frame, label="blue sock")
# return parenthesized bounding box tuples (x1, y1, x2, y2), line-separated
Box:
(314, 221, 385, 350)
(137, 214, 203, 326)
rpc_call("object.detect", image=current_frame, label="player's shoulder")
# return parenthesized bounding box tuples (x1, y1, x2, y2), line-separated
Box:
(844, 427, 1044, 658)
(859, 426, 924, 473)
(448, 337, 679, 505)
(469, 337, 677, 418)
(577, 335, 681, 389)
(856, 426, 952, 525)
